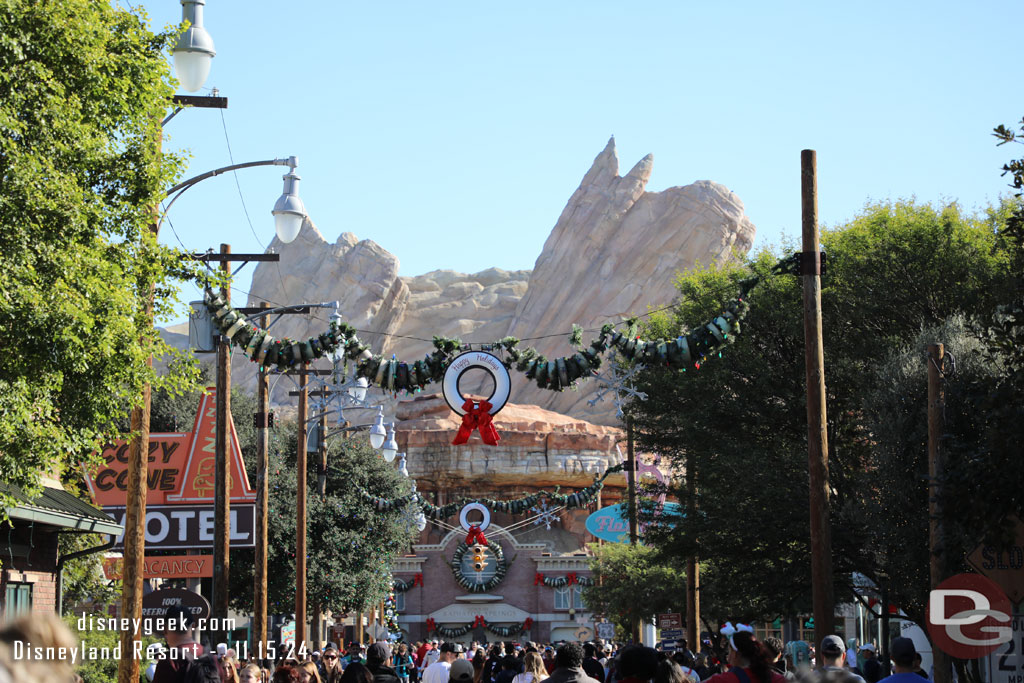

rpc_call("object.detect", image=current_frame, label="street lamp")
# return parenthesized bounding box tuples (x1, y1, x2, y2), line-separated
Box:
(381, 423, 398, 463)
(273, 160, 307, 243)
(369, 407, 387, 450)
(173, 0, 216, 92)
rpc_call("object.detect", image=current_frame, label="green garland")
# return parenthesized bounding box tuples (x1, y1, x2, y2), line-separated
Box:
(451, 540, 508, 592)
(431, 617, 532, 639)
(358, 463, 626, 518)
(540, 574, 595, 588)
(202, 258, 781, 391)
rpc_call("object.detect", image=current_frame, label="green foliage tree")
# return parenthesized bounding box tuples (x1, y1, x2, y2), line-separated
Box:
(0, 0, 196, 508)
(582, 542, 685, 634)
(629, 200, 1018, 624)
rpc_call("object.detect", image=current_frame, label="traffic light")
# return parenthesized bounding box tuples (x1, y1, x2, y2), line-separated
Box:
(471, 544, 488, 572)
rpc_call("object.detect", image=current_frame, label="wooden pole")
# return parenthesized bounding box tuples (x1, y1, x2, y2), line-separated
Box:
(626, 419, 640, 644)
(213, 243, 232, 646)
(801, 150, 835, 646)
(253, 302, 271, 660)
(296, 366, 308, 651)
(685, 450, 700, 651)
(928, 343, 952, 683)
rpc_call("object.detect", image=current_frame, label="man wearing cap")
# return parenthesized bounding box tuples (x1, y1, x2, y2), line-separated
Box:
(876, 638, 921, 683)
(368, 642, 402, 683)
(342, 641, 367, 670)
(811, 635, 865, 683)
(859, 644, 881, 683)
(423, 642, 462, 683)
(152, 605, 204, 683)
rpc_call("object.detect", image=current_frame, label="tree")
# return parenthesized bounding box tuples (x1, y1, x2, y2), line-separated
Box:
(0, 0, 195, 509)
(582, 542, 685, 634)
(628, 200, 1019, 623)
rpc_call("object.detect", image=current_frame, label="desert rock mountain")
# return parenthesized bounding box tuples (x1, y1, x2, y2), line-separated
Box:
(210, 138, 755, 425)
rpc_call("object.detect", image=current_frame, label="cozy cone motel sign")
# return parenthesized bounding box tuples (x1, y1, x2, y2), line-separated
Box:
(83, 388, 256, 580)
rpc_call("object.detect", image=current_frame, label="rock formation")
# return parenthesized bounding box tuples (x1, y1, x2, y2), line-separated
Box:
(202, 138, 755, 426)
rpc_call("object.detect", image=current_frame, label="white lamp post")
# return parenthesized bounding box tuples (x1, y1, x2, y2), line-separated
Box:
(173, 0, 216, 92)
(369, 407, 387, 450)
(273, 157, 307, 243)
(382, 424, 398, 463)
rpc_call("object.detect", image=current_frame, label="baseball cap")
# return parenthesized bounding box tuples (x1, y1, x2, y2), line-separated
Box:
(820, 635, 845, 656)
(891, 637, 916, 662)
(367, 642, 392, 664)
(440, 642, 463, 654)
(450, 658, 475, 682)
(860, 643, 876, 653)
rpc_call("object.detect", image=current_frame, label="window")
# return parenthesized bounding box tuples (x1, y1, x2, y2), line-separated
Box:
(4, 583, 32, 619)
(395, 591, 405, 612)
(554, 585, 585, 610)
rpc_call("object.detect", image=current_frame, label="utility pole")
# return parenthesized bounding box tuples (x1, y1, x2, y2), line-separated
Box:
(296, 366, 308, 652)
(626, 419, 640, 644)
(253, 301, 271, 660)
(685, 450, 700, 651)
(801, 149, 835, 645)
(213, 243, 232, 645)
(928, 343, 952, 683)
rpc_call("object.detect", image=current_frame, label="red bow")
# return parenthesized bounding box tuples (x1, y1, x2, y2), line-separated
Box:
(413, 573, 424, 587)
(523, 617, 533, 630)
(473, 615, 486, 628)
(534, 572, 544, 586)
(426, 618, 436, 631)
(452, 400, 500, 446)
(465, 525, 488, 546)
(567, 572, 577, 585)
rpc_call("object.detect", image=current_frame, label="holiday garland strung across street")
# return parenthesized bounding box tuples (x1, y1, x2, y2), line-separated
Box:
(358, 463, 626, 518)
(534, 572, 595, 588)
(201, 254, 792, 389)
(451, 541, 508, 592)
(426, 616, 534, 639)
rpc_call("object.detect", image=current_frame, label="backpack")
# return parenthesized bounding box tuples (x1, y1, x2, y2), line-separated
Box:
(182, 653, 223, 683)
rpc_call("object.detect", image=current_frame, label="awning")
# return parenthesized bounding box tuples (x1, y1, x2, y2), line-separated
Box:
(1, 483, 123, 536)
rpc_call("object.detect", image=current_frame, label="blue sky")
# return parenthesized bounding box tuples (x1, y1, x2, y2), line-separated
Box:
(135, 1, 1023, 325)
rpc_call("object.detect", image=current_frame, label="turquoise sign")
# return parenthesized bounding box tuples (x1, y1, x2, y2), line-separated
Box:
(584, 502, 683, 543)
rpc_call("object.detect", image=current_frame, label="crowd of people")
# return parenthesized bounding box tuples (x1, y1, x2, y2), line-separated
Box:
(142, 608, 934, 683)
(0, 607, 936, 683)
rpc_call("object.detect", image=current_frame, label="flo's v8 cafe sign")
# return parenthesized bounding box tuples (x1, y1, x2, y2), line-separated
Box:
(83, 388, 257, 551)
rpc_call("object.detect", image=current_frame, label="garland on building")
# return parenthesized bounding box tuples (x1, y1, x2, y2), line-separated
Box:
(534, 572, 595, 588)
(392, 574, 424, 593)
(451, 540, 508, 592)
(357, 463, 626, 518)
(426, 616, 533, 639)
(201, 256, 788, 389)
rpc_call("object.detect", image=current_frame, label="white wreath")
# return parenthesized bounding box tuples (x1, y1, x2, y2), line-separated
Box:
(442, 351, 511, 417)
(459, 502, 491, 532)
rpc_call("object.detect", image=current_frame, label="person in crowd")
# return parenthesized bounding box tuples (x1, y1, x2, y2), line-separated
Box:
(274, 664, 305, 683)
(513, 651, 550, 683)
(614, 646, 658, 683)
(321, 645, 343, 683)
(495, 656, 520, 683)
(341, 663, 376, 683)
(423, 642, 462, 683)
(152, 605, 207, 683)
(301, 660, 324, 683)
(876, 639, 921, 683)
(473, 647, 489, 683)
(545, 642, 603, 683)
(416, 642, 433, 669)
(542, 647, 557, 676)
(451, 658, 477, 683)
(394, 643, 417, 683)
(654, 658, 696, 683)
(424, 642, 444, 673)
(810, 636, 865, 683)
(844, 641, 859, 674)
(367, 643, 401, 683)
(910, 654, 927, 680)
(582, 644, 606, 683)
(241, 663, 265, 683)
(858, 645, 881, 683)
(703, 627, 786, 683)
(343, 642, 368, 670)
(692, 653, 710, 682)
(762, 637, 794, 681)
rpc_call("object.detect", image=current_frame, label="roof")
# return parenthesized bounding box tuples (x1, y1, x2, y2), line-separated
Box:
(1, 482, 123, 535)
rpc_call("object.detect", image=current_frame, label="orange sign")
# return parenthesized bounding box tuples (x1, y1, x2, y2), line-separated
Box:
(103, 554, 214, 580)
(83, 387, 256, 506)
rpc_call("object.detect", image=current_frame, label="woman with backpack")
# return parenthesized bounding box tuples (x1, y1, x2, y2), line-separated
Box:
(393, 643, 417, 683)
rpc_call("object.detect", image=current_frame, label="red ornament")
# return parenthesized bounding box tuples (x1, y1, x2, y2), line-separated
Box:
(413, 573, 424, 587)
(426, 618, 436, 631)
(534, 572, 544, 586)
(567, 572, 577, 585)
(523, 617, 533, 630)
(465, 525, 488, 546)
